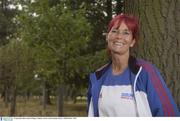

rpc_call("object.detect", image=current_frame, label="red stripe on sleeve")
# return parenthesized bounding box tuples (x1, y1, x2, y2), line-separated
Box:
(138, 62, 174, 116)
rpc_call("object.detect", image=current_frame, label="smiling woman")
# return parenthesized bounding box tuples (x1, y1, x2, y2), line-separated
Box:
(87, 14, 180, 117)
(106, 14, 139, 58)
(107, 22, 135, 57)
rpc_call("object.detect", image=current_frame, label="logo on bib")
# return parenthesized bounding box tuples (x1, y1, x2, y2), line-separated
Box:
(121, 93, 133, 100)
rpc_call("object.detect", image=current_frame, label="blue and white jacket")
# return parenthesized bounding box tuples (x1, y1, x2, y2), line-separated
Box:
(87, 56, 180, 116)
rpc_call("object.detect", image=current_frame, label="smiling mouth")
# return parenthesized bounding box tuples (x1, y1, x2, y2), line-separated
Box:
(113, 41, 125, 47)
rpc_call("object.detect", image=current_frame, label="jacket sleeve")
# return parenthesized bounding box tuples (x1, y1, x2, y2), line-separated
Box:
(144, 64, 180, 116)
(87, 73, 94, 117)
(88, 98, 94, 116)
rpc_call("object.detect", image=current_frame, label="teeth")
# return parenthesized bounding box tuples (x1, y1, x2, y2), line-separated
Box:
(114, 42, 124, 46)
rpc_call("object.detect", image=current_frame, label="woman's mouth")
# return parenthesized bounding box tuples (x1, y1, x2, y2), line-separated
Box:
(113, 41, 125, 47)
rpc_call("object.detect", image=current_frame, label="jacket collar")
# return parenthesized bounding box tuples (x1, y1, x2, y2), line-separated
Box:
(95, 56, 140, 80)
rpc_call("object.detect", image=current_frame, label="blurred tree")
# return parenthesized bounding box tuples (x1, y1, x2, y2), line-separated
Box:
(0, 0, 17, 46)
(17, 0, 92, 116)
(0, 40, 35, 116)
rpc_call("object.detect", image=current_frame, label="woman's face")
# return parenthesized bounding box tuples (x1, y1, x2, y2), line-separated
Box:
(107, 21, 135, 56)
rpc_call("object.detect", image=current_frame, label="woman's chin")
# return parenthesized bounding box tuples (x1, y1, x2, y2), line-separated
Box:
(110, 47, 129, 55)
(111, 50, 124, 55)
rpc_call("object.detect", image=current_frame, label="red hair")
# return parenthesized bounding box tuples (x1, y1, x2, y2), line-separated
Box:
(108, 14, 139, 41)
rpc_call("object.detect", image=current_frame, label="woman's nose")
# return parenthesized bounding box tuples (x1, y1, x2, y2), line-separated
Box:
(115, 32, 124, 39)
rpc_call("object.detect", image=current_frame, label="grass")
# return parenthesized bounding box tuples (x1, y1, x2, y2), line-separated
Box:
(0, 96, 87, 117)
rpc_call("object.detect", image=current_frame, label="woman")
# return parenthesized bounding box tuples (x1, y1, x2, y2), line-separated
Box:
(87, 14, 179, 117)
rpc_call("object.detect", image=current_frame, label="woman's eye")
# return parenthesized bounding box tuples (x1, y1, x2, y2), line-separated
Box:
(111, 29, 118, 33)
(110, 29, 131, 36)
(122, 31, 130, 35)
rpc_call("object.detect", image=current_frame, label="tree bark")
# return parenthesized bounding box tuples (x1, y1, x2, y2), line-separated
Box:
(4, 85, 10, 107)
(124, 0, 180, 107)
(42, 80, 47, 109)
(57, 84, 64, 116)
(10, 86, 16, 116)
(42, 80, 51, 109)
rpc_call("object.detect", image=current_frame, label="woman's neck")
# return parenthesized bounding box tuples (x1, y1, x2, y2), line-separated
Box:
(111, 53, 129, 75)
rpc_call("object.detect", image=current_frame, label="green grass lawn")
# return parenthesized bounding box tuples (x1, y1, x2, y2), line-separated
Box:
(0, 97, 87, 117)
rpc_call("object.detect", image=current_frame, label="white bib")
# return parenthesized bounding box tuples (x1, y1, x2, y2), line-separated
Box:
(98, 85, 138, 117)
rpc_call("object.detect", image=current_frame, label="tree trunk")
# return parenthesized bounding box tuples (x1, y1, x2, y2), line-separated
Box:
(57, 84, 64, 116)
(10, 86, 16, 116)
(4, 84, 10, 107)
(42, 80, 52, 109)
(124, 0, 180, 107)
(4, 86, 9, 107)
(1, 66, 11, 107)
(27, 91, 30, 100)
(42, 81, 47, 109)
(42, 80, 47, 109)
(46, 83, 51, 105)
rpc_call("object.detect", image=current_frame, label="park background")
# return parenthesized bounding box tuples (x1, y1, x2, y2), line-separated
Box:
(0, 0, 180, 116)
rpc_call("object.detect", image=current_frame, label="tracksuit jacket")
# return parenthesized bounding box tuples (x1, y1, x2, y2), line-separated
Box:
(87, 56, 180, 116)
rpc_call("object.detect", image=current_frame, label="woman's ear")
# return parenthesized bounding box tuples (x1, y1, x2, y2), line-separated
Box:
(130, 39, 136, 47)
